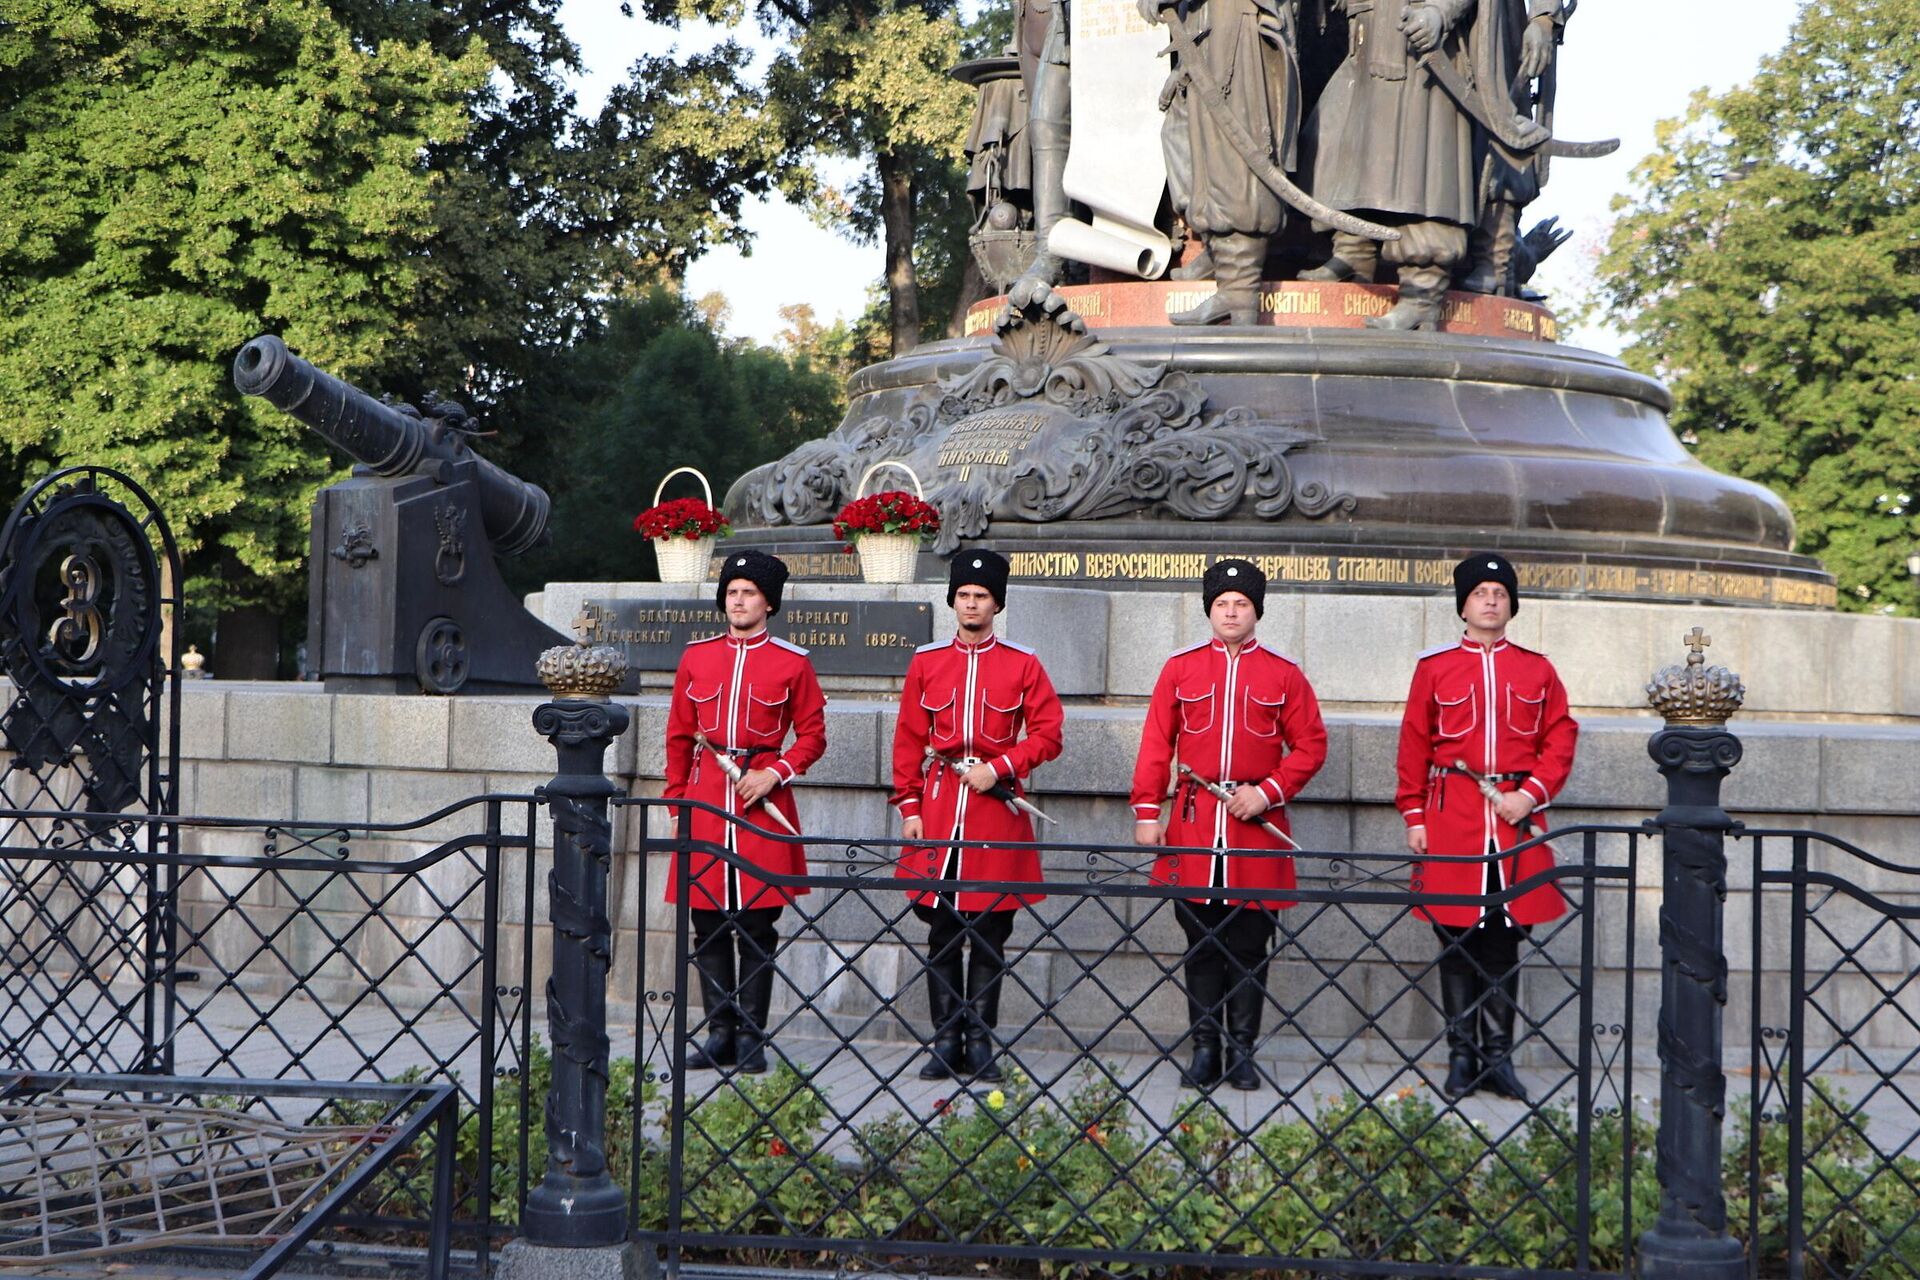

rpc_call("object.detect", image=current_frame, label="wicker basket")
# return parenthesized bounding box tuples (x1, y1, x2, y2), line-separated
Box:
(649, 466, 718, 584)
(853, 462, 927, 584)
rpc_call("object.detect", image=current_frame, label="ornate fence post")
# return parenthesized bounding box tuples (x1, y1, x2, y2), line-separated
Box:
(1638, 628, 1747, 1280)
(515, 629, 634, 1259)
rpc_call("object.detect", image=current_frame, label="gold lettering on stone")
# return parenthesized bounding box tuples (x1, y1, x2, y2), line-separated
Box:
(1261, 289, 1326, 315)
(1344, 293, 1393, 317)
(1009, 551, 1083, 577)
(1255, 555, 1334, 583)
(1503, 307, 1536, 334)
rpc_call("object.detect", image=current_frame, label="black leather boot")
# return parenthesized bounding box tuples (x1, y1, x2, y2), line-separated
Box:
(1223, 963, 1268, 1091)
(962, 938, 1006, 1083)
(1178, 954, 1225, 1089)
(919, 947, 966, 1080)
(733, 932, 779, 1075)
(1479, 965, 1529, 1102)
(685, 936, 737, 1071)
(1436, 946, 1481, 1101)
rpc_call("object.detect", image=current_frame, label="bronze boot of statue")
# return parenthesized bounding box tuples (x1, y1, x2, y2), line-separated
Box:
(1171, 234, 1262, 326)
(1366, 264, 1450, 331)
(1459, 200, 1520, 295)
(1300, 231, 1380, 284)
(1170, 245, 1216, 281)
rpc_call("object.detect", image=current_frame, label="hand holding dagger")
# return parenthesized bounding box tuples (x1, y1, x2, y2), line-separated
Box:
(1452, 758, 1539, 836)
(1176, 764, 1301, 850)
(694, 731, 800, 836)
(925, 747, 1056, 825)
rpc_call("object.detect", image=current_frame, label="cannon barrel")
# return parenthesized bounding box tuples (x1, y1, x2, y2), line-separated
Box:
(233, 335, 550, 555)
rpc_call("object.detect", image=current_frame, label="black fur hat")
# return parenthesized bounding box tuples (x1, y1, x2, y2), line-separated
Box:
(1202, 558, 1266, 619)
(948, 548, 1010, 608)
(1453, 552, 1520, 617)
(716, 549, 790, 615)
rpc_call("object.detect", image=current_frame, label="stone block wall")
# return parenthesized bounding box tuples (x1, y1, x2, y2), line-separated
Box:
(151, 602, 1920, 1069)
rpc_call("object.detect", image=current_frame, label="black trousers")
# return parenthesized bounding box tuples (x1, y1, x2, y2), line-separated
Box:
(913, 900, 1015, 969)
(690, 905, 782, 1025)
(1176, 901, 1277, 1032)
(1430, 918, 1527, 980)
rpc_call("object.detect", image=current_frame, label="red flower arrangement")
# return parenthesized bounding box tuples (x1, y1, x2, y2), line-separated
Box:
(832, 490, 940, 552)
(633, 496, 731, 542)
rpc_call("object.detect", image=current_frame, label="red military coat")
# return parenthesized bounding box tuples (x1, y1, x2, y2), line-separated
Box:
(1129, 637, 1328, 907)
(664, 629, 827, 911)
(890, 633, 1065, 912)
(1395, 634, 1578, 927)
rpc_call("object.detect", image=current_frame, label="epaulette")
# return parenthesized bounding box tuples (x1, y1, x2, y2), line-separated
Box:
(769, 636, 810, 656)
(1257, 646, 1301, 667)
(1168, 639, 1210, 658)
(998, 638, 1035, 655)
(1504, 639, 1548, 657)
(1414, 642, 1459, 661)
(687, 632, 726, 647)
(914, 639, 949, 654)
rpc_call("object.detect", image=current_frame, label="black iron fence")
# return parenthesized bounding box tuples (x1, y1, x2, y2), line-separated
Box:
(1, 698, 1918, 1277)
(621, 807, 1649, 1279)
(1742, 829, 1920, 1279)
(0, 796, 541, 1252)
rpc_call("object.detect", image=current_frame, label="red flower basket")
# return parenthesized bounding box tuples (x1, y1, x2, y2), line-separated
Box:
(835, 462, 937, 583)
(636, 467, 730, 582)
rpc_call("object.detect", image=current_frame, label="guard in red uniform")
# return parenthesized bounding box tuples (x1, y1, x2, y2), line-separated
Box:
(1130, 559, 1328, 1090)
(1396, 553, 1577, 1102)
(892, 550, 1065, 1082)
(665, 550, 827, 1074)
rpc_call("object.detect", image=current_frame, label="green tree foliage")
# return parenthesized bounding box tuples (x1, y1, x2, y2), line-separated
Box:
(0, 1, 771, 671)
(1587, 0, 1920, 611)
(639, 0, 977, 357)
(509, 289, 844, 591)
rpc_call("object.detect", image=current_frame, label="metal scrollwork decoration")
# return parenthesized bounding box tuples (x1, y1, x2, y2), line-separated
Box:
(330, 521, 378, 568)
(0, 467, 181, 819)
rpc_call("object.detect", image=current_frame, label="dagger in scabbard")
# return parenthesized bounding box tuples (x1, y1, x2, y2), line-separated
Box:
(1452, 758, 1540, 837)
(695, 731, 801, 836)
(926, 747, 1057, 826)
(1176, 764, 1301, 851)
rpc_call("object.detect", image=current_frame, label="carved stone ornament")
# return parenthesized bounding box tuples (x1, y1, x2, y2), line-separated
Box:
(537, 613, 630, 700)
(731, 292, 1354, 553)
(1646, 627, 1746, 726)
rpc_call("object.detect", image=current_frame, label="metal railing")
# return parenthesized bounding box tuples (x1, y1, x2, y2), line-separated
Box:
(620, 804, 1650, 1279)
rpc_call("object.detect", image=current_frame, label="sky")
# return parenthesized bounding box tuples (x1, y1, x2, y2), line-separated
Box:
(558, 0, 1806, 353)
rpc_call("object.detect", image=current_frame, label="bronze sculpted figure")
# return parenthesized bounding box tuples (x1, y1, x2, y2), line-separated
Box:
(1148, 0, 1303, 325)
(1460, 0, 1564, 294)
(1300, 0, 1477, 329)
(1015, 0, 1072, 288)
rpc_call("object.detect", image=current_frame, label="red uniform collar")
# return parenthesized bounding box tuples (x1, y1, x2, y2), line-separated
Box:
(1458, 633, 1510, 654)
(951, 632, 999, 653)
(1207, 636, 1262, 656)
(725, 628, 772, 650)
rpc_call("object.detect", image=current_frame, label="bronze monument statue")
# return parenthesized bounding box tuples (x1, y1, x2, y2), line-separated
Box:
(715, 0, 1824, 613)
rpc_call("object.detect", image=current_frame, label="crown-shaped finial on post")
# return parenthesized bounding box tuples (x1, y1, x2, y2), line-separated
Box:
(536, 608, 629, 701)
(1646, 626, 1745, 726)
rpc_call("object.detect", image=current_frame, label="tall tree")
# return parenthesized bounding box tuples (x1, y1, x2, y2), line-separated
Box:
(1587, 0, 1920, 612)
(509, 289, 844, 592)
(0, 1, 769, 673)
(640, 0, 975, 357)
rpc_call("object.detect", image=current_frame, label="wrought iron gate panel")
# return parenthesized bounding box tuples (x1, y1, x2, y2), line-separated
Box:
(622, 802, 1649, 1280)
(1747, 828, 1920, 1280)
(0, 466, 181, 1074)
